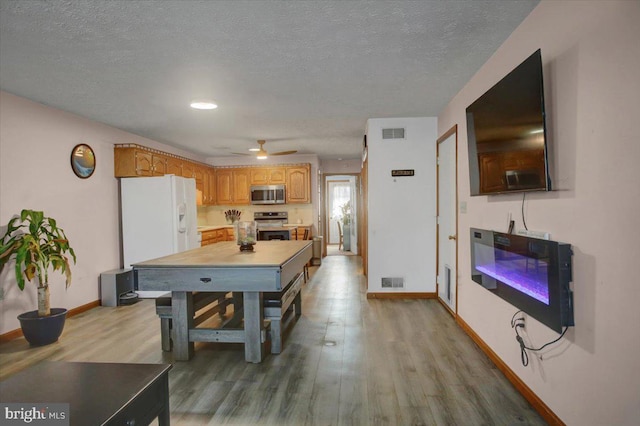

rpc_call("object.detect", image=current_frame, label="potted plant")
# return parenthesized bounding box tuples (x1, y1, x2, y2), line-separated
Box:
(0, 209, 76, 346)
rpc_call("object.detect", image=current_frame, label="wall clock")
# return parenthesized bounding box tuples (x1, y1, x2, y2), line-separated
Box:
(70, 144, 96, 178)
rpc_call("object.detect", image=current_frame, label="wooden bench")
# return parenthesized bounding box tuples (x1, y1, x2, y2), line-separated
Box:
(155, 273, 303, 354)
(155, 292, 232, 351)
(262, 272, 304, 354)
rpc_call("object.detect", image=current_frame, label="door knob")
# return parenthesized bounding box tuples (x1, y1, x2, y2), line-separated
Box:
(448, 235, 457, 240)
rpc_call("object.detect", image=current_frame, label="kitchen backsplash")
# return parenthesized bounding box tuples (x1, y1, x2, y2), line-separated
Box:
(198, 204, 314, 226)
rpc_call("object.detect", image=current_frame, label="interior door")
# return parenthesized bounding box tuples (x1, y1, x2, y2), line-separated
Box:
(437, 126, 458, 315)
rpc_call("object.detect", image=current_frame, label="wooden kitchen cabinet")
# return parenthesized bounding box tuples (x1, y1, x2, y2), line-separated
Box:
(114, 147, 167, 177)
(286, 164, 311, 203)
(201, 228, 235, 246)
(166, 156, 183, 175)
(181, 161, 196, 179)
(215, 168, 250, 205)
(233, 169, 251, 204)
(193, 165, 205, 198)
(202, 168, 216, 205)
(250, 167, 286, 185)
(215, 169, 233, 204)
(200, 230, 217, 246)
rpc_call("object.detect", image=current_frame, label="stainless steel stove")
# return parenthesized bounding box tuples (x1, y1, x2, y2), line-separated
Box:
(254, 212, 291, 240)
(254, 211, 288, 227)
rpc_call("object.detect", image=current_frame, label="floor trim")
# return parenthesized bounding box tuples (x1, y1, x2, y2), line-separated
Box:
(0, 300, 101, 343)
(456, 315, 565, 426)
(367, 292, 437, 299)
(437, 297, 456, 317)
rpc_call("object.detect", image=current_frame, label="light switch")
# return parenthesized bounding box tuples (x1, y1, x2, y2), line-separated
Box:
(460, 201, 467, 214)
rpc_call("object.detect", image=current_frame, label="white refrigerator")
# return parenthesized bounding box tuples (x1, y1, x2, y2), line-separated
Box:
(120, 175, 199, 270)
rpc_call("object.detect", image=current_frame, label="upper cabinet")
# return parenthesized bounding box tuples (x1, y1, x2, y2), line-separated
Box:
(114, 145, 310, 205)
(166, 156, 183, 176)
(286, 164, 311, 204)
(216, 168, 250, 205)
(203, 168, 216, 205)
(114, 147, 167, 177)
(250, 167, 286, 185)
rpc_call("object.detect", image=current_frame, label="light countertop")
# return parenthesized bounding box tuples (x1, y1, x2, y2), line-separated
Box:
(198, 223, 311, 232)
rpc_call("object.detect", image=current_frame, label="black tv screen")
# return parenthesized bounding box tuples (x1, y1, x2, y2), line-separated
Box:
(470, 228, 574, 333)
(466, 49, 551, 196)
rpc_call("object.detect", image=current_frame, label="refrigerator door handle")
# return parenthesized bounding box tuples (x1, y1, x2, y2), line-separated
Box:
(177, 203, 187, 233)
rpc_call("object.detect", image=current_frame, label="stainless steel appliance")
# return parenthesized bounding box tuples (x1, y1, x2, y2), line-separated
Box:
(250, 185, 286, 205)
(254, 211, 292, 240)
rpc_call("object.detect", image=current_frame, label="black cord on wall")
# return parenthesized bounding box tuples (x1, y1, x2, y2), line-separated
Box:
(521, 193, 529, 231)
(511, 310, 568, 366)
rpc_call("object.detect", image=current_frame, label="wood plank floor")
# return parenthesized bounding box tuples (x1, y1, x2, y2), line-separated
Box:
(0, 256, 545, 425)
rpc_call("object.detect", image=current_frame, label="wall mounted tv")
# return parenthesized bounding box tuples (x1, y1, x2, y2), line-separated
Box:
(466, 49, 551, 196)
(470, 228, 573, 333)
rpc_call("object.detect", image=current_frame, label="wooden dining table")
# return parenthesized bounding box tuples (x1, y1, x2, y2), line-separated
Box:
(133, 240, 312, 363)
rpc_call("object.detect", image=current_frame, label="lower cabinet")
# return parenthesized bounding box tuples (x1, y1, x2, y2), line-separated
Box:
(200, 228, 234, 246)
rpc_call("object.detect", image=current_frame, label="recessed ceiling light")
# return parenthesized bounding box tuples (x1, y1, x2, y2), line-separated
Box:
(190, 100, 218, 110)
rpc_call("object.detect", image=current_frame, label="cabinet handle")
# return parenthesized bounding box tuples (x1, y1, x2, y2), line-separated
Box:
(200, 278, 212, 283)
(448, 235, 457, 240)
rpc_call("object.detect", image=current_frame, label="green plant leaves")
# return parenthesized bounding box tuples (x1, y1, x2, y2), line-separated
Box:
(0, 209, 76, 293)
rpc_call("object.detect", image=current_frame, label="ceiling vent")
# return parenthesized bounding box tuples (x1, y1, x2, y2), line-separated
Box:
(382, 128, 405, 140)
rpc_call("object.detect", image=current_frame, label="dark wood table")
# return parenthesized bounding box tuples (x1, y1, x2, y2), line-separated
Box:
(0, 362, 172, 425)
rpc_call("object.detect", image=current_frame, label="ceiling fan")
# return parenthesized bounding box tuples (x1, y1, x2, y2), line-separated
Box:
(233, 140, 297, 159)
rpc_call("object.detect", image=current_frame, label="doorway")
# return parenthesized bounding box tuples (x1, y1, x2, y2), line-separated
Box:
(437, 125, 458, 316)
(325, 175, 358, 256)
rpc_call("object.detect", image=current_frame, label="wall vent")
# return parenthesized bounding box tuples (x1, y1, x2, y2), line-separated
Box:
(381, 277, 404, 288)
(382, 128, 405, 140)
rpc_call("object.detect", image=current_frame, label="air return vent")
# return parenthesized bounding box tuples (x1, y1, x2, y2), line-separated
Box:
(382, 128, 405, 140)
(381, 277, 404, 288)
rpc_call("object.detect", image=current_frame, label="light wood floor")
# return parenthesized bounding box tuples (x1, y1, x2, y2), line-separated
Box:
(0, 256, 545, 425)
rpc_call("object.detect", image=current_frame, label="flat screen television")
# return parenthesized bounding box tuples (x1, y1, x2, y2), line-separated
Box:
(466, 49, 551, 196)
(470, 228, 573, 333)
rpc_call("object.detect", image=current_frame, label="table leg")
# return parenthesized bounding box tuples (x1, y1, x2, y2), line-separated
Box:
(243, 291, 265, 363)
(172, 291, 194, 361)
(158, 373, 171, 425)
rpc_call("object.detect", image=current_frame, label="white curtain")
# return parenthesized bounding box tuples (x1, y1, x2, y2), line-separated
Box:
(331, 184, 351, 221)
(329, 183, 351, 245)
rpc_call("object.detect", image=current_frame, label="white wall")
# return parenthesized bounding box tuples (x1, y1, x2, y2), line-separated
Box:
(0, 91, 202, 335)
(320, 158, 362, 174)
(437, 2, 640, 424)
(367, 117, 437, 293)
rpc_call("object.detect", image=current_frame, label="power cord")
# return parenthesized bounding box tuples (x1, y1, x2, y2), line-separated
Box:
(521, 193, 529, 231)
(511, 310, 569, 366)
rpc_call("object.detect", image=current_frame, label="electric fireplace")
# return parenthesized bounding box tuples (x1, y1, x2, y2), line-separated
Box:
(470, 228, 574, 333)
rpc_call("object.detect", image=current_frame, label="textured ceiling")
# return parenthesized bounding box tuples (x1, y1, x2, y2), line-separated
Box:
(0, 1, 538, 160)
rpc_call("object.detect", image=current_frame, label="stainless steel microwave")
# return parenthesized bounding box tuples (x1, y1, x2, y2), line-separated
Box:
(250, 185, 286, 205)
